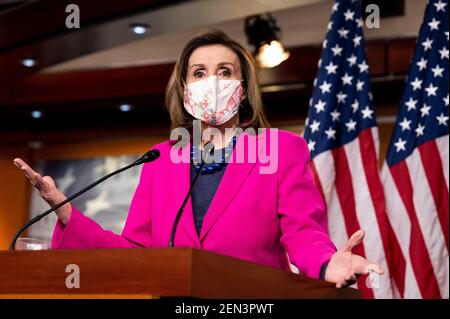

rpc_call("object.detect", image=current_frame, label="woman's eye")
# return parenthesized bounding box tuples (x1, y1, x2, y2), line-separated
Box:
(193, 71, 205, 78)
(219, 69, 231, 77)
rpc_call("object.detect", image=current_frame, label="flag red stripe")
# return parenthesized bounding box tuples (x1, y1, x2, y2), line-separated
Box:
(358, 129, 406, 297)
(332, 147, 374, 299)
(389, 162, 442, 298)
(418, 140, 449, 249)
(310, 161, 327, 209)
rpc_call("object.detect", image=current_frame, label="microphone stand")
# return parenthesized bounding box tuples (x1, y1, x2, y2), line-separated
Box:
(168, 142, 214, 247)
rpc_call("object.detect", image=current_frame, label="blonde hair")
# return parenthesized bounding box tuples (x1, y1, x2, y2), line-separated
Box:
(165, 30, 270, 131)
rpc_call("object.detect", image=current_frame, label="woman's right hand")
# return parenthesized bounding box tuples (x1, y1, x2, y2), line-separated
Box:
(13, 158, 72, 225)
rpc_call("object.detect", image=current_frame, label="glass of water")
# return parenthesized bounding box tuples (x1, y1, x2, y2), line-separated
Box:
(14, 238, 50, 250)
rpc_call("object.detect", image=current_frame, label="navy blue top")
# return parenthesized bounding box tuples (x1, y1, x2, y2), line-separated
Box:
(190, 161, 227, 236)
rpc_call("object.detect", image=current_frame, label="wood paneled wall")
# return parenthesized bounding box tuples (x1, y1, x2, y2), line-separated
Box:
(0, 145, 30, 250)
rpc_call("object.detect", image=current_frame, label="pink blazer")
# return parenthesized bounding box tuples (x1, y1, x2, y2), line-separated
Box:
(52, 129, 336, 279)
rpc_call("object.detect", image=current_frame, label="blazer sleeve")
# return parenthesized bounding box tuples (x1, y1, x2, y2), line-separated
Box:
(51, 160, 154, 249)
(277, 132, 336, 279)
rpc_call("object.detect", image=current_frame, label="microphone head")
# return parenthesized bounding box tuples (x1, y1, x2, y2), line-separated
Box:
(141, 149, 160, 163)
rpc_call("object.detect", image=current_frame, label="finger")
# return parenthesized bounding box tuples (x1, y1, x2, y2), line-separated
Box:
(13, 158, 30, 170)
(364, 263, 384, 275)
(14, 159, 49, 190)
(33, 172, 47, 191)
(345, 274, 357, 282)
(336, 280, 347, 288)
(341, 229, 365, 252)
(344, 275, 357, 286)
(13, 158, 25, 168)
(42, 175, 56, 187)
(14, 158, 37, 180)
(352, 255, 385, 275)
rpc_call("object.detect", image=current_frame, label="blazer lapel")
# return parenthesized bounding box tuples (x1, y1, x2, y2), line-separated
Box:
(170, 142, 201, 247)
(199, 132, 264, 242)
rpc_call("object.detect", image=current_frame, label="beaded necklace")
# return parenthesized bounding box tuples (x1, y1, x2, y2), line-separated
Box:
(191, 135, 237, 174)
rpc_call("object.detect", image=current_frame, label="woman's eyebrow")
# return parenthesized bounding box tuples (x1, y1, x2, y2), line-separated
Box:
(189, 62, 235, 69)
(218, 62, 235, 67)
(190, 64, 205, 69)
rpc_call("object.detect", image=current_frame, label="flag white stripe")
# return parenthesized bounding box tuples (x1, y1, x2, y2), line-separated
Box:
(371, 127, 380, 160)
(435, 135, 449, 190)
(405, 151, 449, 298)
(343, 136, 393, 298)
(312, 151, 335, 205)
(391, 280, 402, 299)
(327, 184, 349, 250)
(313, 152, 349, 249)
(381, 165, 422, 298)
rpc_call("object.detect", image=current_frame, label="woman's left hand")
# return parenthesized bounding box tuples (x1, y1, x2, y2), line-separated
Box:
(325, 229, 384, 288)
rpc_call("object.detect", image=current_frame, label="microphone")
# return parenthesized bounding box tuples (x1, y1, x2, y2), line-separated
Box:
(9, 149, 160, 251)
(168, 142, 215, 247)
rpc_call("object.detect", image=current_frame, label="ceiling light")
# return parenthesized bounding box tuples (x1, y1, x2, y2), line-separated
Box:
(31, 110, 42, 119)
(129, 23, 150, 35)
(119, 103, 133, 112)
(255, 40, 290, 68)
(245, 13, 290, 68)
(28, 141, 43, 150)
(21, 58, 37, 68)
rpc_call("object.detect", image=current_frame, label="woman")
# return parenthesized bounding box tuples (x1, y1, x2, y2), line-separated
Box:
(14, 30, 383, 288)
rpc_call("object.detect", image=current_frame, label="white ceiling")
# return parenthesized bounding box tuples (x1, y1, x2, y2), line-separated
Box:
(42, 0, 427, 73)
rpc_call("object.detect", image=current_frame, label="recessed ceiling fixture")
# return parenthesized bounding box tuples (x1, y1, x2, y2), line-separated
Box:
(28, 141, 43, 150)
(21, 58, 37, 68)
(119, 103, 133, 112)
(245, 13, 290, 68)
(129, 23, 150, 35)
(31, 110, 42, 119)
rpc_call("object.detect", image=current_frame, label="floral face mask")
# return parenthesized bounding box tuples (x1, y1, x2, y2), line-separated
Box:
(183, 75, 243, 125)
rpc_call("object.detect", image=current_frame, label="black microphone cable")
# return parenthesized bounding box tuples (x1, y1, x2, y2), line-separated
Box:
(168, 142, 215, 248)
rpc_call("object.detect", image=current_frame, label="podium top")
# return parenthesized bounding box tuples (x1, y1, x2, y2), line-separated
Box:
(0, 248, 360, 299)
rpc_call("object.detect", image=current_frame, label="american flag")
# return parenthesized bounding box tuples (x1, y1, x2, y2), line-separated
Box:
(303, 0, 397, 298)
(381, 0, 449, 298)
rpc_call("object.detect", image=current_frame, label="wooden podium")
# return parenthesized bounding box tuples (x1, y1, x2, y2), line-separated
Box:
(0, 248, 360, 299)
